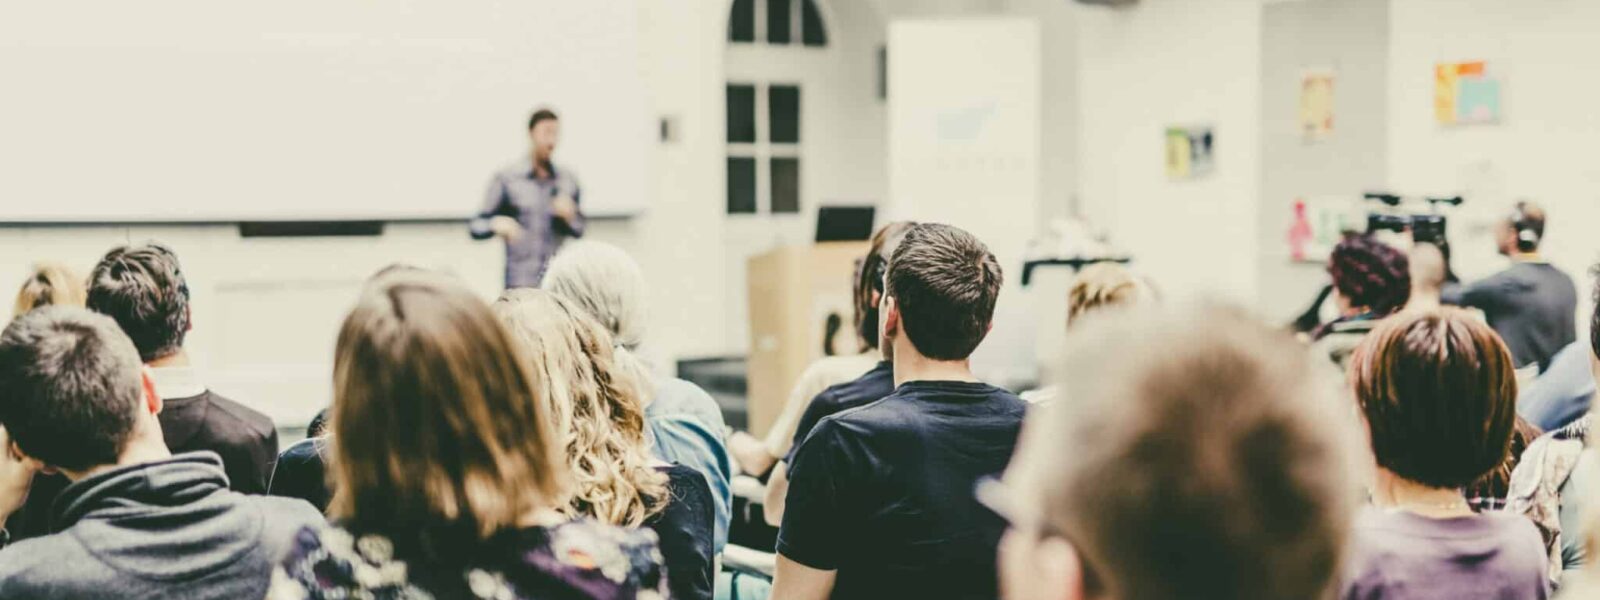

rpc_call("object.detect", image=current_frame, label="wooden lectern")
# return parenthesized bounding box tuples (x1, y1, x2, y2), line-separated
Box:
(745, 242, 868, 437)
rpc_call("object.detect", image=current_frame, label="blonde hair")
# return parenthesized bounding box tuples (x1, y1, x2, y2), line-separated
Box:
(1067, 263, 1150, 326)
(13, 262, 86, 318)
(328, 272, 567, 545)
(494, 288, 668, 528)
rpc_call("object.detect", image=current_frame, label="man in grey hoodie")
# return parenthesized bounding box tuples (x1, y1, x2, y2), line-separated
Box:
(0, 307, 324, 599)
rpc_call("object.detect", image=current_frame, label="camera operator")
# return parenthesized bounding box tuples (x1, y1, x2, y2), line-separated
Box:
(1444, 201, 1577, 372)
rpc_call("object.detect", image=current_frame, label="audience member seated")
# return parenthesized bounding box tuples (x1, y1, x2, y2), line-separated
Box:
(1509, 269, 1600, 585)
(0, 307, 322, 598)
(1340, 308, 1549, 599)
(11, 262, 85, 318)
(771, 223, 1026, 599)
(1021, 261, 1154, 405)
(1444, 201, 1577, 373)
(992, 303, 1356, 600)
(1466, 416, 1541, 512)
(1519, 340, 1596, 432)
(496, 288, 715, 600)
(760, 222, 914, 527)
(731, 221, 913, 481)
(270, 272, 667, 598)
(542, 240, 733, 550)
(1311, 234, 1410, 370)
(1405, 242, 1447, 312)
(10, 244, 280, 540)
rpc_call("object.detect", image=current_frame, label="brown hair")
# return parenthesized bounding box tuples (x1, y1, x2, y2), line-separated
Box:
(1349, 308, 1518, 488)
(854, 221, 916, 350)
(1024, 303, 1352, 599)
(885, 223, 1003, 360)
(86, 243, 190, 362)
(13, 262, 86, 318)
(1067, 263, 1148, 326)
(493, 289, 668, 528)
(328, 272, 566, 548)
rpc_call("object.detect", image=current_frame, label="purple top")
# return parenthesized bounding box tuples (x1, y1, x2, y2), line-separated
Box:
(1340, 507, 1549, 600)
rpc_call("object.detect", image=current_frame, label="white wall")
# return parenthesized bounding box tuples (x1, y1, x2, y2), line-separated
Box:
(1257, 0, 1390, 322)
(1388, 0, 1600, 331)
(1075, 0, 1265, 304)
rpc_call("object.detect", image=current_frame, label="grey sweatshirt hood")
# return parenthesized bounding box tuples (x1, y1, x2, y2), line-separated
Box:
(51, 452, 260, 580)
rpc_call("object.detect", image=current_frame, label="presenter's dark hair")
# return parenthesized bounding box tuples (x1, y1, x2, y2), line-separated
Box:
(0, 307, 144, 472)
(86, 243, 190, 362)
(528, 108, 560, 130)
(855, 221, 916, 351)
(885, 223, 1002, 360)
(1349, 308, 1517, 488)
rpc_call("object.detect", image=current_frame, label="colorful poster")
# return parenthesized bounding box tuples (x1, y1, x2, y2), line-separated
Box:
(1435, 61, 1502, 126)
(1299, 70, 1335, 142)
(1164, 125, 1214, 181)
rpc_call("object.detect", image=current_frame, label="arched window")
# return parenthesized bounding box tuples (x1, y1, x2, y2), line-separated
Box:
(729, 0, 828, 47)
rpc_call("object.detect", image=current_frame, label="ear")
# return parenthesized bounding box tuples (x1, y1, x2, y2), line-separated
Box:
(882, 296, 901, 340)
(140, 366, 163, 416)
(185, 306, 193, 333)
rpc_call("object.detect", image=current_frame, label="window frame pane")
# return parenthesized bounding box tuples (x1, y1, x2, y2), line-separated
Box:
(726, 84, 757, 143)
(727, 156, 759, 214)
(770, 157, 800, 214)
(768, 84, 801, 144)
(766, 0, 793, 45)
(729, 0, 755, 43)
(801, 0, 828, 46)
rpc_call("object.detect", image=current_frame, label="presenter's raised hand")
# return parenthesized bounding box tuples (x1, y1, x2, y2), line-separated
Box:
(490, 216, 525, 242)
(0, 427, 37, 520)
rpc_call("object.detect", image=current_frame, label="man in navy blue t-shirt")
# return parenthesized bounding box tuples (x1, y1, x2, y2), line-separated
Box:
(772, 223, 1026, 600)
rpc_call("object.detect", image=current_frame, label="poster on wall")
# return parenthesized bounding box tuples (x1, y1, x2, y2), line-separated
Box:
(1435, 61, 1503, 126)
(1288, 196, 1358, 263)
(1164, 125, 1215, 180)
(1299, 70, 1335, 142)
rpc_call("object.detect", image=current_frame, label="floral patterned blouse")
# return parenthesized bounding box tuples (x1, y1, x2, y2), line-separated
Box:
(267, 519, 669, 600)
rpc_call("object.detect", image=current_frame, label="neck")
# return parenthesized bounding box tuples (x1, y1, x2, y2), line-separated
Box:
(1510, 251, 1541, 262)
(147, 350, 190, 369)
(1371, 469, 1472, 518)
(1407, 291, 1441, 311)
(61, 432, 173, 482)
(891, 340, 978, 387)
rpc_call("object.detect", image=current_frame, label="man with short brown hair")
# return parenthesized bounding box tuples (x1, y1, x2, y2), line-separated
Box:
(772, 223, 1025, 600)
(993, 303, 1356, 600)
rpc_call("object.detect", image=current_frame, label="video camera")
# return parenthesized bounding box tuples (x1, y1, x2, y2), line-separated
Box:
(1363, 192, 1463, 245)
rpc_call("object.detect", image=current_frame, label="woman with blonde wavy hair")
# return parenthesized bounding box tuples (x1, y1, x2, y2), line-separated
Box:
(496, 288, 716, 600)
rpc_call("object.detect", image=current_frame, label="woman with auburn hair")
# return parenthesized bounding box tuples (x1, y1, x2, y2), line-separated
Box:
(12, 262, 86, 317)
(269, 272, 667, 599)
(1339, 308, 1547, 599)
(496, 288, 715, 600)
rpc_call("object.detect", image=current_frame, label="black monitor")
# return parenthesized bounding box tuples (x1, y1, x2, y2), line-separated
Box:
(816, 205, 875, 242)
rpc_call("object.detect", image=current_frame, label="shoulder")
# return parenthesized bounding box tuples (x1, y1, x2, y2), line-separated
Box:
(277, 437, 324, 466)
(662, 464, 714, 502)
(544, 519, 667, 591)
(246, 494, 326, 537)
(200, 391, 276, 443)
(0, 535, 91, 582)
(651, 377, 726, 431)
(275, 525, 414, 595)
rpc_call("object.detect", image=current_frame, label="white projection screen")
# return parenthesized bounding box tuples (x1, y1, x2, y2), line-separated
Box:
(0, 0, 649, 221)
